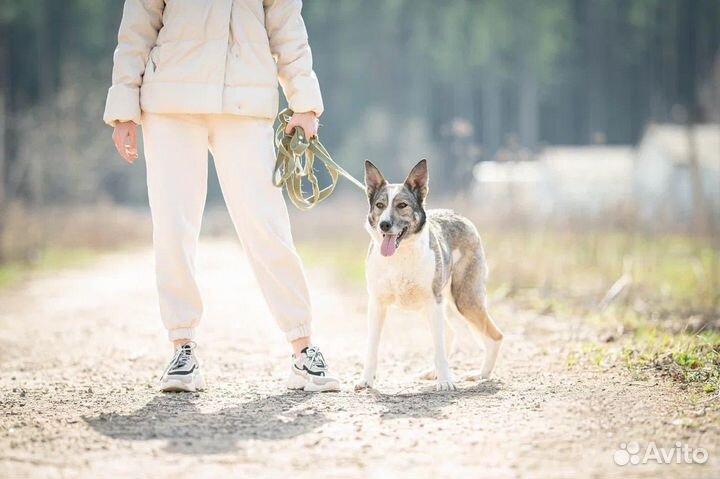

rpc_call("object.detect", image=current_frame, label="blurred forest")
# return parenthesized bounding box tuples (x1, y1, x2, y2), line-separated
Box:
(0, 0, 719, 262)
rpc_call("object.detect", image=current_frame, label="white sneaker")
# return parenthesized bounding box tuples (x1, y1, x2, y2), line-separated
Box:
(288, 345, 340, 392)
(159, 343, 206, 392)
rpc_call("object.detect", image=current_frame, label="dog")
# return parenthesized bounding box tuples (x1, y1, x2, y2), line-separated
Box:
(355, 159, 503, 391)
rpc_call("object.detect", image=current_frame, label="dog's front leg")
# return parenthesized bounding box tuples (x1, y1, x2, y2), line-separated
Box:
(428, 301, 456, 391)
(355, 299, 387, 390)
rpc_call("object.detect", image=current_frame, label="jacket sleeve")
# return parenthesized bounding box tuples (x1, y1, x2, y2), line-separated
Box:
(264, 0, 324, 117)
(103, 0, 164, 127)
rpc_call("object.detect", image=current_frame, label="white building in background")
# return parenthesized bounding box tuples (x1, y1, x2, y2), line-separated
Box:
(634, 123, 720, 225)
(538, 146, 636, 216)
(472, 123, 720, 226)
(472, 146, 635, 221)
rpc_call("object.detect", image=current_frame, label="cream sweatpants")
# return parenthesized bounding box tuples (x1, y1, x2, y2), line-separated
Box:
(141, 113, 312, 342)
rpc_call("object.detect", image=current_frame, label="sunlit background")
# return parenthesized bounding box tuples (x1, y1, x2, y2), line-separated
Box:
(0, 0, 718, 380)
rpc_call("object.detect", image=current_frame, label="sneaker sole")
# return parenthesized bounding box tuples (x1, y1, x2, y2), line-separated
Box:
(288, 369, 340, 392)
(160, 372, 206, 393)
(303, 380, 340, 392)
(287, 372, 308, 390)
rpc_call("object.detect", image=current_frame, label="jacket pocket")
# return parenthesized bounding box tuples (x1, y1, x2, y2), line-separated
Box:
(143, 47, 160, 83)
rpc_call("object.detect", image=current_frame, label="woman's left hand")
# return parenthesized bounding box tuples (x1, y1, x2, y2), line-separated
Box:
(285, 111, 319, 139)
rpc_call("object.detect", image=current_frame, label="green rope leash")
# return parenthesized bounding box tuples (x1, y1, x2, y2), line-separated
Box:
(273, 108, 365, 210)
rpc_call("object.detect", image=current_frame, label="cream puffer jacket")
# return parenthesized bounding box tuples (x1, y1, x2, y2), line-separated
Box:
(103, 0, 323, 127)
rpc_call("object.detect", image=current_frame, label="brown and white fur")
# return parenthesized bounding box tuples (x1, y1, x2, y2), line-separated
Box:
(355, 159, 503, 392)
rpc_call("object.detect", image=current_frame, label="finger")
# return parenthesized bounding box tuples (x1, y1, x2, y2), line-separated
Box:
(285, 121, 295, 135)
(113, 134, 126, 158)
(119, 128, 137, 159)
(312, 119, 320, 138)
(124, 137, 138, 156)
(124, 147, 136, 163)
(111, 128, 128, 161)
(125, 143, 138, 157)
(123, 144, 137, 163)
(115, 132, 130, 160)
(126, 141, 138, 157)
(128, 127, 137, 151)
(113, 127, 126, 145)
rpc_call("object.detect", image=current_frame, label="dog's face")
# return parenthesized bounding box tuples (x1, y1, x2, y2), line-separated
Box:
(364, 159, 428, 257)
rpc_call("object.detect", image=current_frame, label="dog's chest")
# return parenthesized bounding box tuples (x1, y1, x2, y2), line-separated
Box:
(367, 247, 436, 309)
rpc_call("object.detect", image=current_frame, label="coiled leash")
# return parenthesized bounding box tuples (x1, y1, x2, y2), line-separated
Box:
(273, 108, 365, 210)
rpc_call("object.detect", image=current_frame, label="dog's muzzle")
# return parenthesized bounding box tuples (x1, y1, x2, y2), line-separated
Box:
(379, 226, 407, 257)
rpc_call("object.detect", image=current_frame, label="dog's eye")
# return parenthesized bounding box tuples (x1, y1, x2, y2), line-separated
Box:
(375, 202, 385, 209)
(396, 202, 407, 209)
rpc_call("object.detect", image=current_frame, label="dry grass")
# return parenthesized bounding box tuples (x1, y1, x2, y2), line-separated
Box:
(1, 201, 151, 260)
(0, 202, 151, 287)
(289, 193, 719, 314)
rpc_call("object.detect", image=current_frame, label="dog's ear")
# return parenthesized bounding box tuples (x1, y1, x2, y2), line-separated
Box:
(403, 159, 429, 204)
(364, 160, 387, 201)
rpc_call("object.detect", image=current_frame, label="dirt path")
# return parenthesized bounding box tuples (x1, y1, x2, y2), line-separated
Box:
(1, 239, 717, 478)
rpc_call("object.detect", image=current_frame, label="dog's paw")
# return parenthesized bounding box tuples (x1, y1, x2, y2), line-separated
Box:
(417, 368, 437, 380)
(354, 379, 374, 391)
(435, 380, 457, 392)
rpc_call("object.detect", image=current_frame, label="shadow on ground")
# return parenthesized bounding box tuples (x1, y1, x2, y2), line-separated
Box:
(367, 379, 501, 419)
(83, 381, 501, 454)
(84, 391, 325, 454)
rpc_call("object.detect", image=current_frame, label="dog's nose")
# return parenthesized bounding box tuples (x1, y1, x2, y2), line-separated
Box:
(379, 221, 391, 232)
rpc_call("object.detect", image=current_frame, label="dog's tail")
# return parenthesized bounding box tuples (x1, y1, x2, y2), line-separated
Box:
(450, 241, 503, 342)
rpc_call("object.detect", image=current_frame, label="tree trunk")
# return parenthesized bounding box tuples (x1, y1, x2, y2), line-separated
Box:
(678, 0, 708, 235)
(481, 69, 502, 160)
(0, 24, 9, 263)
(519, 65, 539, 152)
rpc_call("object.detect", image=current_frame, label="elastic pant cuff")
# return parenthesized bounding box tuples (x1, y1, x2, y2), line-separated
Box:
(284, 324, 312, 342)
(168, 328, 197, 342)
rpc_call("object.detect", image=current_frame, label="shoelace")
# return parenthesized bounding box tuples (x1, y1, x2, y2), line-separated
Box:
(160, 342, 195, 381)
(174, 347, 192, 369)
(305, 347, 327, 370)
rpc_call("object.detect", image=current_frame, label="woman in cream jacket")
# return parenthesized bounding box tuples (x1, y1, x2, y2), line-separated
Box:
(105, 0, 339, 392)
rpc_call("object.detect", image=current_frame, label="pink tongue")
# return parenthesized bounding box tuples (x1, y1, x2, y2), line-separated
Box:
(380, 234, 398, 257)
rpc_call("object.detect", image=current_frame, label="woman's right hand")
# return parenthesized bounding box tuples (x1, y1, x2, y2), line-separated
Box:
(112, 121, 139, 163)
